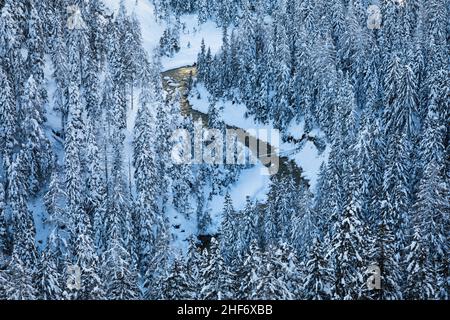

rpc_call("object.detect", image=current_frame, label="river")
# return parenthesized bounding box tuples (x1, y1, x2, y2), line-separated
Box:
(161, 65, 306, 186)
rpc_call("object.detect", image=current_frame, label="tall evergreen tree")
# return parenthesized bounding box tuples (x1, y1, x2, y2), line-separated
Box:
(411, 82, 449, 299)
(4, 251, 38, 300)
(330, 198, 367, 300)
(220, 192, 237, 264)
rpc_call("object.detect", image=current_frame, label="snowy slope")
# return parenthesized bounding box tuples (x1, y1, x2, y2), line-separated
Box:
(105, 0, 222, 71)
(34, 1, 325, 253)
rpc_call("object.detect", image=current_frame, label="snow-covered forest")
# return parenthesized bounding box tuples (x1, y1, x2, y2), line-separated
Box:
(0, 0, 448, 300)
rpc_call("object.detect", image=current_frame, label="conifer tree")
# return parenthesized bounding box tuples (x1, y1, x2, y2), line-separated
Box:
(21, 76, 52, 194)
(44, 171, 66, 226)
(404, 225, 434, 299)
(220, 192, 237, 264)
(330, 198, 367, 300)
(84, 123, 107, 251)
(303, 237, 331, 300)
(162, 255, 191, 300)
(412, 83, 448, 299)
(133, 84, 159, 272)
(0, 67, 16, 174)
(38, 232, 64, 300)
(102, 205, 139, 300)
(0, 182, 8, 263)
(4, 252, 38, 300)
(199, 238, 234, 300)
(185, 236, 201, 299)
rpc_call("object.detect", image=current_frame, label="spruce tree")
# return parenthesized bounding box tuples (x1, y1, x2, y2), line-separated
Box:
(0, 182, 8, 263)
(21, 76, 52, 194)
(412, 84, 448, 299)
(303, 237, 331, 300)
(330, 198, 367, 300)
(44, 171, 66, 226)
(220, 192, 237, 264)
(0, 67, 16, 174)
(4, 252, 38, 300)
(199, 238, 234, 300)
(133, 84, 159, 272)
(39, 237, 63, 300)
(162, 255, 191, 300)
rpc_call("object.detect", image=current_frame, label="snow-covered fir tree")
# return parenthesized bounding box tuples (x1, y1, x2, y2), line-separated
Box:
(0, 0, 447, 301)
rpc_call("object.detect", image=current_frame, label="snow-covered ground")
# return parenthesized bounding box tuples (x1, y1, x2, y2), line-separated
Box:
(34, 0, 327, 253)
(161, 16, 222, 70)
(104, 1, 269, 251)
